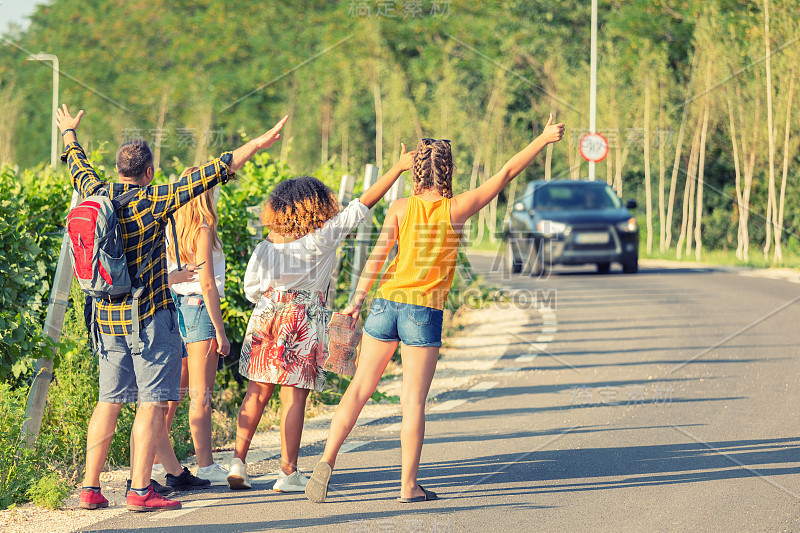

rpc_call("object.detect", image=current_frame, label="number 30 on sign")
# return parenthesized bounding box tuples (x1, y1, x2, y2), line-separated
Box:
(579, 132, 609, 163)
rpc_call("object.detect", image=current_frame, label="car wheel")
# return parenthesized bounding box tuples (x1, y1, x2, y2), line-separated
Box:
(529, 240, 544, 277)
(622, 258, 638, 274)
(596, 262, 611, 274)
(505, 238, 522, 274)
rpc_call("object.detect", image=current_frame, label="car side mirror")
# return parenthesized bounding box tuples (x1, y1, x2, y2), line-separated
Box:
(626, 199, 637, 209)
(514, 202, 525, 212)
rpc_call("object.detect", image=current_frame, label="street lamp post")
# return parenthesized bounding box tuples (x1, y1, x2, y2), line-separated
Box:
(588, 0, 598, 181)
(26, 53, 59, 168)
(21, 52, 81, 446)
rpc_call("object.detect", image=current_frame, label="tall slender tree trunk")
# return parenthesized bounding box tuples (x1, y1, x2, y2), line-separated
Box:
(677, 112, 703, 259)
(695, 99, 710, 261)
(193, 105, 213, 167)
(727, 91, 746, 260)
(735, 82, 761, 262)
(665, 51, 698, 250)
(775, 68, 796, 262)
(153, 89, 169, 171)
(644, 81, 653, 253)
(373, 81, 383, 168)
(658, 77, 667, 252)
(762, 0, 777, 261)
(280, 77, 298, 165)
(321, 92, 332, 166)
(340, 87, 351, 173)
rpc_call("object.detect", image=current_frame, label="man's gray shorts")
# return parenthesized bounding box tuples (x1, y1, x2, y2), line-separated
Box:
(98, 308, 183, 403)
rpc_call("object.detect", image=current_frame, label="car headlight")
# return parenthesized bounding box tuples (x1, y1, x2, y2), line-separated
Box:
(536, 220, 568, 237)
(616, 217, 638, 232)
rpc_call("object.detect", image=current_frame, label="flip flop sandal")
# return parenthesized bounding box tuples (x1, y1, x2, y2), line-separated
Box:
(305, 461, 332, 503)
(397, 485, 439, 503)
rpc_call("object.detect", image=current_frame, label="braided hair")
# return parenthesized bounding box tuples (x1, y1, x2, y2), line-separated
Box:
(412, 139, 454, 198)
(261, 176, 340, 237)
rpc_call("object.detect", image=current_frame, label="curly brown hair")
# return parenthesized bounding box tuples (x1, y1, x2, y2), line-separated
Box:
(261, 176, 340, 237)
(412, 139, 454, 198)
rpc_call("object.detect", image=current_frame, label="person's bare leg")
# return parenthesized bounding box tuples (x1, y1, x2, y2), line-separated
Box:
(279, 386, 311, 475)
(186, 339, 219, 468)
(130, 402, 171, 489)
(398, 345, 439, 499)
(82, 402, 123, 487)
(234, 381, 275, 461)
(320, 336, 398, 469)
(154, 357, 188, 467)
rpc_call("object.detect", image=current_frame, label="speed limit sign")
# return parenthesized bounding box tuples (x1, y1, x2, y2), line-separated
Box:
(579, 132, 609, 163)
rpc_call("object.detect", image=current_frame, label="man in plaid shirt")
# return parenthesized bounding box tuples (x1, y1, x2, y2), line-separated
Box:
(57, 105, 287, 511)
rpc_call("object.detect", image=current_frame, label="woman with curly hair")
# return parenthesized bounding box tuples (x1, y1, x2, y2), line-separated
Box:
(306, 115, 565, 504)
(226, 146, 416, 493)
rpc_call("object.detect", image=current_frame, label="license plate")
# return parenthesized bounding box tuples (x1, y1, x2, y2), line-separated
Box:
(575, 232, 610, 244)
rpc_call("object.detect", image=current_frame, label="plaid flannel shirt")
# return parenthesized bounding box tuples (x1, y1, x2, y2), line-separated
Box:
(62, 141, 234, 336)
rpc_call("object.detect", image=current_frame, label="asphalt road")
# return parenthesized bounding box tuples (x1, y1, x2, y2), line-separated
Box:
(81, 254, 800, 532)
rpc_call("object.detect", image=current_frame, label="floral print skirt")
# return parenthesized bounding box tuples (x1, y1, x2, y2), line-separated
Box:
(239, 288, 329, 392)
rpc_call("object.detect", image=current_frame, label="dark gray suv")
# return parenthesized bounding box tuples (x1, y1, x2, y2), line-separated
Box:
(504, 180, 639, 275)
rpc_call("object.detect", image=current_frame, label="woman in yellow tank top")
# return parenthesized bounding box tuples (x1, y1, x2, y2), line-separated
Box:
(306, 116, 566, 504)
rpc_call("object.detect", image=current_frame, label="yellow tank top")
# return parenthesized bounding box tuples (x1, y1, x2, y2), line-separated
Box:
(374, 196, 461, 310)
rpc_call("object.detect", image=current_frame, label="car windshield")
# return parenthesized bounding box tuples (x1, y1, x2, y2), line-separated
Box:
(532, 184, 622, 211)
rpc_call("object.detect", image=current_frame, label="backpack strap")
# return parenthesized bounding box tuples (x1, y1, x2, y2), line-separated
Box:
(112, 187, 141, 208)
(169, 214, 182, 271)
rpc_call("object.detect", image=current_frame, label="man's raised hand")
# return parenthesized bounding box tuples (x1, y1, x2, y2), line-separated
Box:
(56, 104, 84, 134)
(254, 115, 289, 150)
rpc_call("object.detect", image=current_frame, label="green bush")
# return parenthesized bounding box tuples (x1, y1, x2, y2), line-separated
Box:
(26, 472, 72, 510)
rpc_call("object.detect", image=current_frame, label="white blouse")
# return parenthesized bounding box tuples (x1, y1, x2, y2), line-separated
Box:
(243, 199, 370, 303)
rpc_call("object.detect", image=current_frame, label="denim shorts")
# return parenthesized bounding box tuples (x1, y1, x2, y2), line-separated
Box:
(173, 292, 217, 345)
(363, 298, 444, 347)
(97, 308, 183, 403)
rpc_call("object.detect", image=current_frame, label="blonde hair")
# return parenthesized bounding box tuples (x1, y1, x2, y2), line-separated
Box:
(168, 166, 222, 265)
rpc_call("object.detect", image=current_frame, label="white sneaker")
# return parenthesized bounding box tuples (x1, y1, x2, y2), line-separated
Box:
(227, 458, 251, 490)
(151, 463, 167, 479)
(273, 470, 309, 493)
(196, 462, 229, 484)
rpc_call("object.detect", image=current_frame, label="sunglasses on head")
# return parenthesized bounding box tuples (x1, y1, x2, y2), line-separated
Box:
(421, 138, 451, 145)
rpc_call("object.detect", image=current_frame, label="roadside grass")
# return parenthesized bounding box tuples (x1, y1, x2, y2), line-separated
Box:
(641, 246, 800, 271)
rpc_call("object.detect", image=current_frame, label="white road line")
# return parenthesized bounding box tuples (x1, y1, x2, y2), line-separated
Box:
(516, 355, 538, 363)
(340, 441, 369, 453)
(542, 326, 558, 334)
(527, 343, 548, 352)
(430, 399, 468, 412)
(498, 366, 523, 373)
(151, 498, 220, 521)
(468, 381, 498, 392)
(381, 422, 402, 432)
(537, 335, 555, 342)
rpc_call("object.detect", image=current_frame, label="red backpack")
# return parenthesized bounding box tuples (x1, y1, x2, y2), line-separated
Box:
(67, 188, 142, 297)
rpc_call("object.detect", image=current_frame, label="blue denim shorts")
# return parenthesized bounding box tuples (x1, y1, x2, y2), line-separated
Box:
(363, 298, 444, 347)
(173, 292, 217, 345)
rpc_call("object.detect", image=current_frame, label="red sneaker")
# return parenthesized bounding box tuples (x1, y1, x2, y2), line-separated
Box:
(79, 488, 109, 510)
(126, 485, 182, 512)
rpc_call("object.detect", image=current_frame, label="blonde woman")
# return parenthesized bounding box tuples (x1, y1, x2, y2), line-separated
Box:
(162, 169, 230, 484)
